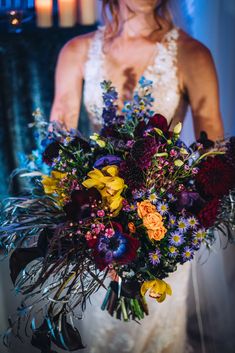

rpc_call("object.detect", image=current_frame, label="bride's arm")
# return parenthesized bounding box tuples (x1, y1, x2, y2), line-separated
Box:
(179, 34, 224, 140)
(50, 35, 90, 130)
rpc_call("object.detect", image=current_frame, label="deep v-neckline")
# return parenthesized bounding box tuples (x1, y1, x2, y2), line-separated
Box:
(97, 26, 177, 109)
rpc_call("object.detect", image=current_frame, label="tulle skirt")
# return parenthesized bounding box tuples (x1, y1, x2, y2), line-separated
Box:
(77, 262, 191, 353)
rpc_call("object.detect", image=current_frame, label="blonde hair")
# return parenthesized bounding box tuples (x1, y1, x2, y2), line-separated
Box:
(102, 0, 173, 39)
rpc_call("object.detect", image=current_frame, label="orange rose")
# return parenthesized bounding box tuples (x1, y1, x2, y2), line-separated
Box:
(128, 222, 136, 233)
(147, 226, 167, 241)
(137, 200, 156, 219)
(142, 212, 163, 230)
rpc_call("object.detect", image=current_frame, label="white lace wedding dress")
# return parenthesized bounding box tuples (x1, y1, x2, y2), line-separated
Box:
(79, 26, 191, 353)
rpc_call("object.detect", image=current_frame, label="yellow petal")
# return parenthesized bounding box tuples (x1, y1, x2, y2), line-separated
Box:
(97, 140, 106, 148)
(87, 169, 104, 180)
(82, 178, 101, 189)
(156, 292, 166, 303)
(102, 165, 119, 177)
(51, 171, 67, 180)
(109, 195, 123, 211)
(106, 177, 125, 191)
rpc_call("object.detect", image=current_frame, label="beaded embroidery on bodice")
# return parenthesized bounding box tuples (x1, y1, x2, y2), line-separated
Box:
(84, 26, 180, 129)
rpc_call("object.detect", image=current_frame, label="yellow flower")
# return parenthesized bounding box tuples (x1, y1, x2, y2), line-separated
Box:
(90, 133, 106, 148)
(141, 279, 172, 303)
(41, 171, 67, 204)
(82, 165, 126, 215)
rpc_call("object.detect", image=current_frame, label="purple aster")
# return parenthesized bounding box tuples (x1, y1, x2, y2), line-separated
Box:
(157, 202, 169, 215)
(193, 228, 207, 241)
(191, 237, 201, 250)
(182, 246, 194, 262)
(149, 249, 161, 265)
(187, 216, 199, 229)
(168, 246, 178, 257)
(177, 217, 189, 233)
(169, 215, 177, 228)
(169, 231, 185, 247)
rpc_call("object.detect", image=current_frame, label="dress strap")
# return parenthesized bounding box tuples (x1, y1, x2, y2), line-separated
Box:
(85, 27, 104, 79)
(162, 27, 179, 64)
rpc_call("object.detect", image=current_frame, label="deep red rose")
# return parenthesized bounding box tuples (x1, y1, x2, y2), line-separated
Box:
(198, 198, 220, 228)
(195, 156, 235, 199)
(147, 114, 169, 134)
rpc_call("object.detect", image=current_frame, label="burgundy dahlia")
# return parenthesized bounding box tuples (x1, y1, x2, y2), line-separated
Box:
(198, 198, 220, 228)
(131, 137, 158, 169)
(195, 156, 235, 199)
(119, 158, 144, 190)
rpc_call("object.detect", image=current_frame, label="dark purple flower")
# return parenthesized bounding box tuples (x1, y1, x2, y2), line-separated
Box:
(69, 136, 91, 152)
(64, 188, 101, 221)
(131, 137, 158, 169)
(43, 141, 61, 165)
(94, 155, 122, 169)
(177, 191, 203, 212)
(119, 158, 144, 190)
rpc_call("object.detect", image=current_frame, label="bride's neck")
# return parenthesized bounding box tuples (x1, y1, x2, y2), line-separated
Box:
(117, 4, 161, 39)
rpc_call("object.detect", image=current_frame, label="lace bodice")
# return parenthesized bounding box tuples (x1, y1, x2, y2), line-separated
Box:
(84, 26, 181, 130)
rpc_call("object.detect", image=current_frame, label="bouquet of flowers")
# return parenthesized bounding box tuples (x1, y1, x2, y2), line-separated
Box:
(0, 78, 235, 352)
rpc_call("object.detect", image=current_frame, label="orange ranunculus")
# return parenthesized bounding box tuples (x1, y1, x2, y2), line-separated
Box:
(128, 222, 136, 233)
(137, 200, 156, 219)
(147, 226, 167, 241)
(142, 212, 163, 230)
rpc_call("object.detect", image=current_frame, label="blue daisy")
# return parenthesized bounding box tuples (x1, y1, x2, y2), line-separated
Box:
(177, 217, 189, 233)
(168, 246, 178, 257)
(182, 246, 194, 262)
(187, 216, 198, 229)
(157, 201, 169, 215)
(169, 231, 185, 247)
(149, 249, 161, 265)
(193, 228, 207, 241)
(169, 215, 177, 227)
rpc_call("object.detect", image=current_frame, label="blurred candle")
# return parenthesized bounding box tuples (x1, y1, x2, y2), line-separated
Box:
(35, 0, 53, 28)
(78, 0, 96, 25)
(58, 0, 77, 27)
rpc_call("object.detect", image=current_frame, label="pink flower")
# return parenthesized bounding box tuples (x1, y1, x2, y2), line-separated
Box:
(105, 228, 115, 238)
(170, 150, 178, 157)
(97, 210, 105, 217)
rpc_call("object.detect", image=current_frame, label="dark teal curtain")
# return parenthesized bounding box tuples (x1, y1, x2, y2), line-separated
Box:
(0, 25, 94, 198)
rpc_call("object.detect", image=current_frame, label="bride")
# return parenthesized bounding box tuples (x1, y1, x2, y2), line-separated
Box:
(50, 1, 224, 352)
